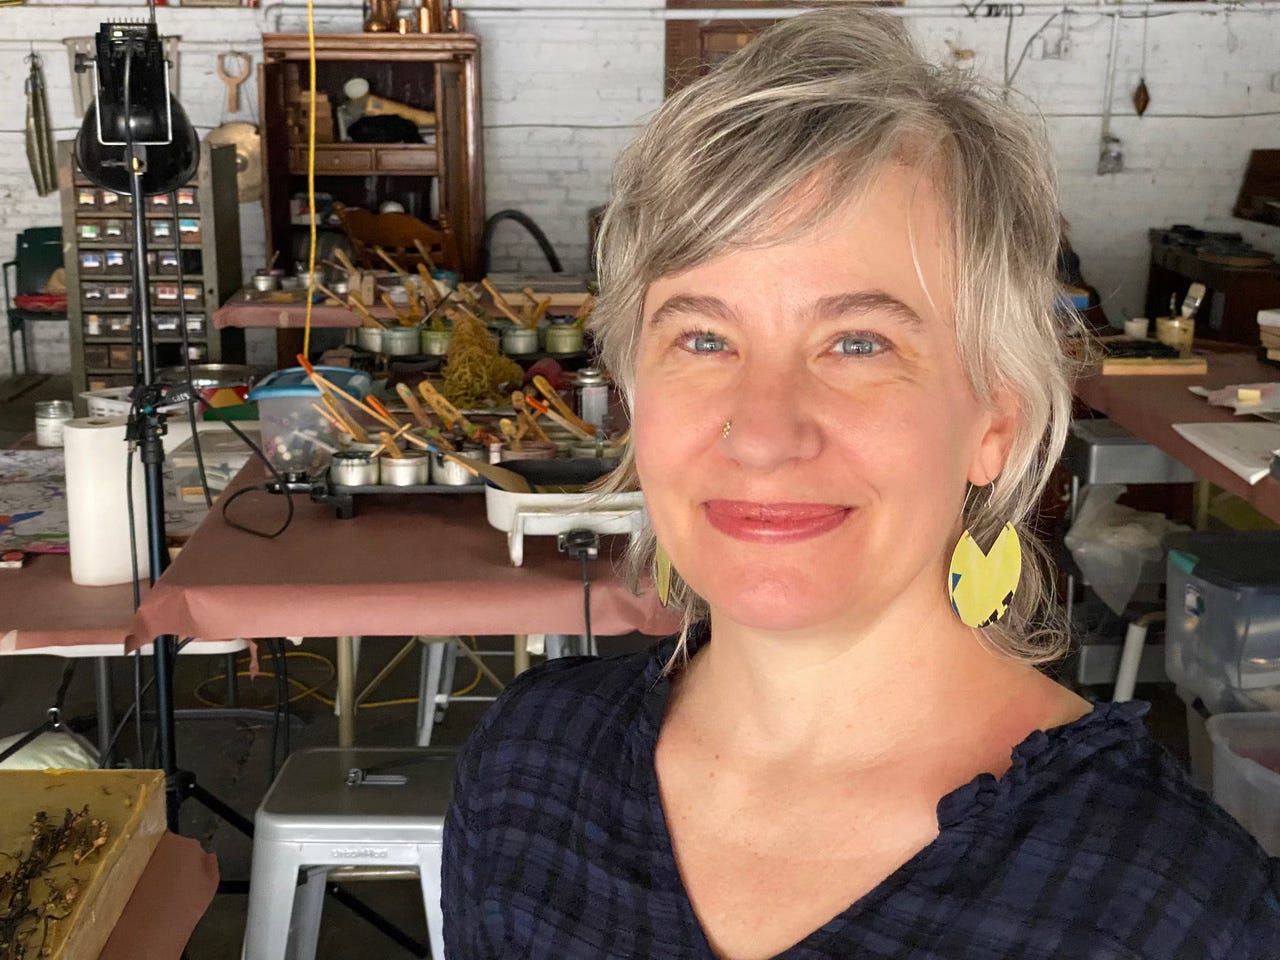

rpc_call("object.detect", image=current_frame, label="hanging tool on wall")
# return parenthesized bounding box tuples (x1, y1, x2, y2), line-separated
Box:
(216, 50, 252, 115)
(24, 50, 57, 197)
(1132, 13, 1151, 117)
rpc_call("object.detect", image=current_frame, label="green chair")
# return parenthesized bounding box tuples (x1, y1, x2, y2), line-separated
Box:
(3, 226, 66, 375)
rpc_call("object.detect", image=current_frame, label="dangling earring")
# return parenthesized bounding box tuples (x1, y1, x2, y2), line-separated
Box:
(655, 542, 673, 608)
(947, 486, 1022, 629)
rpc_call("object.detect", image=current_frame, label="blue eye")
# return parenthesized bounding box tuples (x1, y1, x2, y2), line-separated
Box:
(833, 334, 885, 357)
(682, 331, 728, 354)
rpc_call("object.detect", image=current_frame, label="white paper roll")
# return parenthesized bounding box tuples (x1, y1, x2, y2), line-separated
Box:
(65, 416, 150, 586)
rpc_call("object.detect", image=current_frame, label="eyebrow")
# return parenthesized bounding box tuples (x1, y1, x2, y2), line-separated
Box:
(808, 291, 925, 330)
(647, 290, 925, 330)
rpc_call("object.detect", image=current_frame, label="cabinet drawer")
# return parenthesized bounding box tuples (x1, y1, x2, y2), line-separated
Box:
(290, 146, 374, 173)
(376, 147, 436, 174)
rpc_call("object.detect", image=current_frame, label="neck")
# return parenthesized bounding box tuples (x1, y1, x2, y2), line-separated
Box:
(672, 588, 1037, 767)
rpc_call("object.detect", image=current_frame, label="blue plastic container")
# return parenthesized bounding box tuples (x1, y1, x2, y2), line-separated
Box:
(248, 366, 373, 474)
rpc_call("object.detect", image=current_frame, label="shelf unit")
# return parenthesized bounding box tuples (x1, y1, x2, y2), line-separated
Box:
(59, 140, 245, 413)
(259, 33, 484, 277)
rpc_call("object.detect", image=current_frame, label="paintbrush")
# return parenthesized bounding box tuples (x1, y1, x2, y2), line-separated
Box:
(481, 277, 529, 327)
(374, 246, 409, 278)
(296, 355, 397, 430)
(413, 238, 438, 273)
(530, 373, 594, 435)
(525, 394, 595, 441)
(510, 390, 552, 443)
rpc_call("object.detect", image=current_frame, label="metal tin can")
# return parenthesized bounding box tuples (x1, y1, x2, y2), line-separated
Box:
(421, 328, 452, 356)
(574, 367, 610, 428)
(382, 326, 420, 356)
(544, 322, 584, 355)
(34, 400, 74, 447)
(379, 451, 431, 486)
(329, 452, 379, 487)
(501, 326, 538, 356)
(430, 447, 484, 486)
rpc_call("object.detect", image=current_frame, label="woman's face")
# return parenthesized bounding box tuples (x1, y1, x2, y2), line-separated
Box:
(632, 166, 1017, 636)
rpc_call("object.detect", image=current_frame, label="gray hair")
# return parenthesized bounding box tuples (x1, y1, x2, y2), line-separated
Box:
(589, 8, 1084, 664)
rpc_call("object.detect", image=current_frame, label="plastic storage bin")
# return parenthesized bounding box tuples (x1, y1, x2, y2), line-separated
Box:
(1164, 532, 1280, 714)
(1207, 712, 1280, 855)
(247, 366, 372, 475)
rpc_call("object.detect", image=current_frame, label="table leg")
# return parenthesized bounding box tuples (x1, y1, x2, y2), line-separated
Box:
(94, 657, 114, 765)
(337, 635, 356, 747)
(513, 634, 530, 676)
(276, 328, 306, 370)
(1194, 480, 1212, 531)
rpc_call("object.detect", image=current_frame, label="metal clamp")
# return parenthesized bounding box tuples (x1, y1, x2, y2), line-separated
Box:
(345, 767, 408, 788)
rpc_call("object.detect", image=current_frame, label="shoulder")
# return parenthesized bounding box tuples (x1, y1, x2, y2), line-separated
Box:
(450, 642, 662, 811)
(948, 702, 1280, 958)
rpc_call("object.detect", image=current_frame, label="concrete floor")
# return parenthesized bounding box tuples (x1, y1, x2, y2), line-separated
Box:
(0, 373, 1192, 958)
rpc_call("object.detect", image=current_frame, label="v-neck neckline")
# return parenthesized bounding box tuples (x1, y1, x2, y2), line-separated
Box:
(633, 628, 1148, 960)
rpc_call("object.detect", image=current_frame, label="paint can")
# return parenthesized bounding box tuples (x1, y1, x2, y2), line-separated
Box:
(34, 399, 75, 447)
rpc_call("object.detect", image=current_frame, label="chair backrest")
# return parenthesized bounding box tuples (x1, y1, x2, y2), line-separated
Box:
(334, 205, 459, 273)
(13, 227, 64, 296)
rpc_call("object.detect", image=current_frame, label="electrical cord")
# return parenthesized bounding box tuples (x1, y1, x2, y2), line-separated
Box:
(191, 398, 296, 539)
(580, 556, 593, 653)
(99, 638, 193, 768)
(170, 188, 211, 508)
(192, 640, 488, 711)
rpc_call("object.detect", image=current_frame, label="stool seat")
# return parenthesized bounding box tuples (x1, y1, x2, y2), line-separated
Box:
(245, 747, 456, 960)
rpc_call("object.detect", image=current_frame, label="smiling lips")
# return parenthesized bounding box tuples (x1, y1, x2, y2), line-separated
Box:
(703, 500, 851, 543)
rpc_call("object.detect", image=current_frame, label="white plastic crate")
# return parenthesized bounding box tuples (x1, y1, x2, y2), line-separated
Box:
(80, 387, 189, 419)
(1207, 712, 1280, 855)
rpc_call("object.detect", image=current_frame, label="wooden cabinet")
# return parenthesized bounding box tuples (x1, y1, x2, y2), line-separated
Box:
(59, 140, 245, 412)
(259, 33, 484, 277)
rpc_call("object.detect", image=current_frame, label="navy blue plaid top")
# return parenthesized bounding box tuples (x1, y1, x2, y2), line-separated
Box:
(443, 631, 1280, 958)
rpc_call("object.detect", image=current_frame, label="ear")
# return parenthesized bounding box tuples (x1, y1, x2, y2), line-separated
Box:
(967, 387, 1019, 487)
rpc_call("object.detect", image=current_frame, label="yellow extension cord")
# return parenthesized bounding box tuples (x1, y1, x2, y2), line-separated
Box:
(302, 0, 318, 358)
(193, 639, 486, 710)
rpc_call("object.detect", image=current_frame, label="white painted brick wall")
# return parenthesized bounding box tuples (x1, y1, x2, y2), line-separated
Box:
(2, 1, 1279, 373)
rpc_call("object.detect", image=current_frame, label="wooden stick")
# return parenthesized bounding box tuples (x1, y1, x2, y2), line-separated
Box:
(345, 296, 386, 330)
(574, 293, 596, 323)
(525, 394, 595, 441)
(530, 374, 595, 435)
(296, 354, 397, 429)
(415, 263, 440, 310)
(379, 431, 405, 459)
(412, 238, 437, 273)
(333, 248, 358, 275)
(481, 277, 527, 326)
(396, 382, 433, 427)
(267, 249, 280, 271)
(374, 245, 409, 278)
(321, 392, 368, 443)
(418, 379, 471, 432)
(366, 395, 403, 428)
(532, 296, 553, 324)
(498, 417, 521, 450)
(380, 292, 410, 325)
(511, 390, 552, 443)
(310, 400, 350, 435)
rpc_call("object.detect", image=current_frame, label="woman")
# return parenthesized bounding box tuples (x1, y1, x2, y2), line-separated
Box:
(444, 10, 1279, 958)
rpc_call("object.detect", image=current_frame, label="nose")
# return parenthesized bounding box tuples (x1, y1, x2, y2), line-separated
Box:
(721, 357, 823, 472)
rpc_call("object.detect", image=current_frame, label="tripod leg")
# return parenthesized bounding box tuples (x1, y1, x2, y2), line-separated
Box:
(94, 657, 114, 765)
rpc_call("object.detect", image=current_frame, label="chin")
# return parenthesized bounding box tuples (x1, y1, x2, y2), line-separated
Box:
(690, 567, 854, 634)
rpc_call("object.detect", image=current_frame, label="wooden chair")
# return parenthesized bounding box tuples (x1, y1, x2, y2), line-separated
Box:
(334, 204, 460, 274)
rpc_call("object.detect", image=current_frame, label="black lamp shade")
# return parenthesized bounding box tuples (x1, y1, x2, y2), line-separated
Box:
(75, 96, 199, 197)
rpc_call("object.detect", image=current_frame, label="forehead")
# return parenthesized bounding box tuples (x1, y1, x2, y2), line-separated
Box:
(642, 164, 956, 327)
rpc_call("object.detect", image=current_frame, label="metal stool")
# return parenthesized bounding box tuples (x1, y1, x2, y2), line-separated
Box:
(243, 747, 455, 960)
(1062, 419, 1196, 700)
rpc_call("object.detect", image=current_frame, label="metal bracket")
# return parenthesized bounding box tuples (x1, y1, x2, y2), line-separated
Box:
(345, 767, 408, 787)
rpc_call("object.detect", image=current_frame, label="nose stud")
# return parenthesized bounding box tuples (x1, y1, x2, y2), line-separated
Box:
(722, 419, 732, 439)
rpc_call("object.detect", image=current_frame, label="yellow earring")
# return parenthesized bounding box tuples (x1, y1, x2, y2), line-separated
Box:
(948, 522, 1022, 628)
(655, 543, 672, 607)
